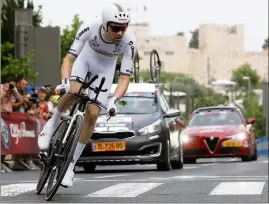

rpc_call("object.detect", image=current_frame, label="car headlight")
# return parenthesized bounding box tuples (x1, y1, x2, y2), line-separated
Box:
(181, 134, 189, 143)
(228, 133, 246, 140)
(138, 119, 161, 135)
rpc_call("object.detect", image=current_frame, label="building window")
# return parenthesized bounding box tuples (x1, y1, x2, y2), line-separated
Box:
(145, 39, 150, 43)
(165, 51, 174, 55)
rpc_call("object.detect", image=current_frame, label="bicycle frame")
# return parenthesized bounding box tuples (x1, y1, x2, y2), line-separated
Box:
(59, 71, 108, 145)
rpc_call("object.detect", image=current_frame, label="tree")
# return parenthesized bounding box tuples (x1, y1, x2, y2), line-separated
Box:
(189, 29, 199, 49)
(60, 14, 83, 60)
(231, 63, 261, 90)
(262, 37, 268, 50)
(194, 90, 226, 110)
(242, 94, 265, 138)
(139, 70, 227, 119)
(1, 0, 43, 67)
(1, 42, 39, 82)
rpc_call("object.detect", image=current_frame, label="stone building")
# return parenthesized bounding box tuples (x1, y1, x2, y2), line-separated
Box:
(130, 23, 268, 84)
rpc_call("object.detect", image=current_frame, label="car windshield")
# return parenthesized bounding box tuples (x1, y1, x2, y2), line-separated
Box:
(188, 110, 243, 126)
(100, 95, 158, 114)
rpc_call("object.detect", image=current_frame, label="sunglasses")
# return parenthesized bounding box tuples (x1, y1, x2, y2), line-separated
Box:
(109, 25, 127, 32)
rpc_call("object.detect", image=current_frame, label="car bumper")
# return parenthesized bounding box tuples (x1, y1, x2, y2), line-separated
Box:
(77, 133, 163, 165)
(183, 138, 251, 158)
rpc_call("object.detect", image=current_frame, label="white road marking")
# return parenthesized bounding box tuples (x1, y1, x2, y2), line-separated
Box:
(94, 174, 131, 179)
(1, 183, 36, 197)
(184, 166, 198, 169)
(209, 182, 265, 195)
(2, 175, 268, 185)
(85, 183, 163, 197)
(172, 175, 268, 179)
(261, 160, 268, 163)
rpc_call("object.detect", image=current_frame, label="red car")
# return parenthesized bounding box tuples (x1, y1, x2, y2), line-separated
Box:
(180, 106, 258, 163)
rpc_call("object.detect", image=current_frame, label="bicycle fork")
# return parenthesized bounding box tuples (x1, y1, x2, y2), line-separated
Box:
(61, 110, 84, 145)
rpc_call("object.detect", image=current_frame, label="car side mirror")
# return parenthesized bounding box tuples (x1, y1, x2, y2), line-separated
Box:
(164, 109, 180, 118)
(246, 118, 256, 124)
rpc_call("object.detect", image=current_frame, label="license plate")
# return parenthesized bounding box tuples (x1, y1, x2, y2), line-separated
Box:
(92, 142, 126, 152)
(222, 140, 243, 147)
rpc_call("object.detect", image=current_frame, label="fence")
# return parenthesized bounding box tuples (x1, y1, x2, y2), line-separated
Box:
(1, 112, 46, 171)
(256, 137, 269, 156)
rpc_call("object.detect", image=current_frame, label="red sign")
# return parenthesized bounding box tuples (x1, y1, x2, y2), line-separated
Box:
(1, 112, 46, 156)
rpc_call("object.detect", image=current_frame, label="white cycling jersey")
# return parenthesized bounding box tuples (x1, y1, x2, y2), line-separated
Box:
(68, 17, 137, 107)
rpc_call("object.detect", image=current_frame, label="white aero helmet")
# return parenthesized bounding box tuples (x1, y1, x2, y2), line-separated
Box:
(102, 3, 131, 31)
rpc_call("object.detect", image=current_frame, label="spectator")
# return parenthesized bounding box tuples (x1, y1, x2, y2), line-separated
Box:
(12, 77, 31, 112)
(1, 78, 22, 112)
(27, 102, 39, 116)
(47, 95, 60, 118)
(36, 87, 50, 120)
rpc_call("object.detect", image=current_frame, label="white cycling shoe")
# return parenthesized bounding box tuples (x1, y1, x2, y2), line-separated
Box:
(38, 119, 58, 150)
(61, 168, 74, 187)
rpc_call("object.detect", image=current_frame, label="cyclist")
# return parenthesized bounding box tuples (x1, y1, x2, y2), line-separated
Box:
(37, 3, 136, 187)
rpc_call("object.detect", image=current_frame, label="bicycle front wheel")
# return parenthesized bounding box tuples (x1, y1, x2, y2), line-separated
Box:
(45, 115, 84, 201)
(36, 120, 69, 194)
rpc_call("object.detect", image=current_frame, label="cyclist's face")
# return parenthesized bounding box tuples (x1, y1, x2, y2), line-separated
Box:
(108, 23, 128, 43)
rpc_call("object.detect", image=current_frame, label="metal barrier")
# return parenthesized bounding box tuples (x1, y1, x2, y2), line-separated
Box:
(256, 137, 269, 156)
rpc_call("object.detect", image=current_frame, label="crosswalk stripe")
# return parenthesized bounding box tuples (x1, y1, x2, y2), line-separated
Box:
(85, 183, 163, 197)
(1, 183, 37, 197)
(94, 174, 132, 179)
(209, 182, 265, 195)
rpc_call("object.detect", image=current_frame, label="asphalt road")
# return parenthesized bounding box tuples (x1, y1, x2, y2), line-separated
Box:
(1, 156, 268, 203)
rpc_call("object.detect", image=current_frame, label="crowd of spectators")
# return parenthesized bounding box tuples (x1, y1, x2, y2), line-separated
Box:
(1, 76, 64, 121)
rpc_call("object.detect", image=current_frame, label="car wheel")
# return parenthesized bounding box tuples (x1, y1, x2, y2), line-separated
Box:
(252, 144, 258, 161)
(241, 144, 252, 162)
(171, 142, 184, 169)
(83, 164, 96, 173)
(184, 158, 196, 164)
(157, 140, 171, 171)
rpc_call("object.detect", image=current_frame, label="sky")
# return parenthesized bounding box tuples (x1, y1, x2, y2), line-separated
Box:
(32, 0, 268, 52)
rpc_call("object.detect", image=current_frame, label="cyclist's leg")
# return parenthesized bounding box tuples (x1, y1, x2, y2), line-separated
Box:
(70, 71, 114, 165)
(62, 72, 114, 187)
(38, 55, 87, 151)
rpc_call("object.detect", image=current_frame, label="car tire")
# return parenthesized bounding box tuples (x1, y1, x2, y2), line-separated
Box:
(241, 144, 252, 162)
(157, 140, 171, 171)
(83, 164, 96, 173)
(171, 142, 184, 169)
(184, 158, 196, 164)
(252, 144, 258, 161)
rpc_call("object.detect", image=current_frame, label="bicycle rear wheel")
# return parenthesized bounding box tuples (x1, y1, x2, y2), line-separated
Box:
(36, 120, 69, 194)
(149, 49, 162, 83)
(134, 52, 140, 83)
(45, 115, 84, 201)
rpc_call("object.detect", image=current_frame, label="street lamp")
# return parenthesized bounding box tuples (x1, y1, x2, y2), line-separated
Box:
(243, 76, 251, 99)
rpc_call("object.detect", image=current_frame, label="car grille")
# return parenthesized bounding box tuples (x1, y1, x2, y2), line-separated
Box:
(91, 131, 135, 140)
(205, 137, 219, 152)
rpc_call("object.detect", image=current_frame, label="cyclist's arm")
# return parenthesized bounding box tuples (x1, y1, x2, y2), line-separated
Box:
(61, 24, 91, 82)
(113, 37, 137, 101)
